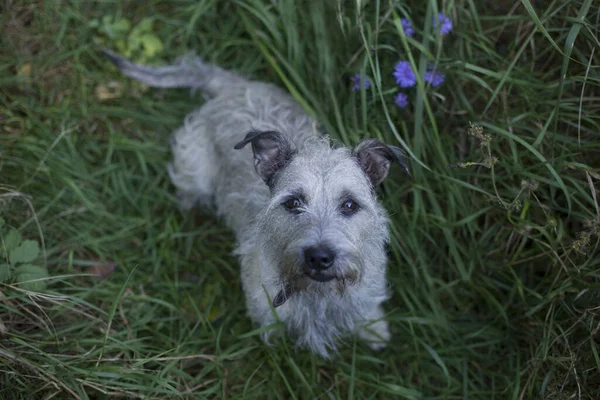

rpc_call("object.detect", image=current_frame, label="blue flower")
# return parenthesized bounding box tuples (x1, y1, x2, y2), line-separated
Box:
(433, 13, 453, 36)
(393, 61, 416, 88)
(401, 18, 414, 37)
(394, 92, 409, 108)
(350, 73, 371, 91)
(425, 68, 445, 87)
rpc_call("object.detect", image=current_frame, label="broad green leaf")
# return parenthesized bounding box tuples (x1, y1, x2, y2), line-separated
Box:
(116, 39, 128, 55)
(127, 33, 142, 52)
(14, 264, 49, 291)
(3, 229, 21, 256)
(14, 263, 47, 275)
(0, 217, 5, 230)
(9, 240, 40, 265)
(0, 264, 10, 283)
(112, 18, 131, 34)
(140, 34, 163, 57)
(100, 17, 130, 40)
(128, 19, 157, 56)
(132, 18, 153, 35)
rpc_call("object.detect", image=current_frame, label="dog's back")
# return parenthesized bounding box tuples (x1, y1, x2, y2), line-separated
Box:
(104, 50, 318, 230)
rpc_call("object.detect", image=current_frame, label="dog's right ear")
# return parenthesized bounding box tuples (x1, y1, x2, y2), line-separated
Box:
(353, 138, 410, 187)
(234, 130, 297, 186)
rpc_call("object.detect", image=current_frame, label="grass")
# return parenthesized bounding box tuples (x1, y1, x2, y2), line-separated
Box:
(1, 0, 599, 398)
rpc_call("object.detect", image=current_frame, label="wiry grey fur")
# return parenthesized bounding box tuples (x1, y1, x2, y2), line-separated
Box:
(104, 49, 409, 358)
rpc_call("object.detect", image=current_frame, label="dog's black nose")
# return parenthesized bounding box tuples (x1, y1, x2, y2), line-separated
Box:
(304, 246, 335, 270)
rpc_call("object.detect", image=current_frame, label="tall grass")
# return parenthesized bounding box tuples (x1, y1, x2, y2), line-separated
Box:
(1, 0, 599, 398)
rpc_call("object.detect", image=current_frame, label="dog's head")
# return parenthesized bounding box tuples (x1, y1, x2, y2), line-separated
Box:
(235, 131, 409, 306)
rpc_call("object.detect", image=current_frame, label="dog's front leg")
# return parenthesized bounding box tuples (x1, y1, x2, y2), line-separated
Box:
(357, 305, 391, 351)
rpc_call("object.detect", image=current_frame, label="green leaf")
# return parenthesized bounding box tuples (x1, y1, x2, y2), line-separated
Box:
(116, 39, 128, 55)
(2, 229, 21, 257)
(520, 0, 563, 55)
(0, 264, 10, 283)
(128, 19, 158, 56)
(14, 264, 49, 291)
(9, 240, 40, 265)
(100, 16, 130, 40)
(140, 34, 163, 57)
(112, 18, 131, 34)
(127, 33, 142, 53)
(0, 217, 5, 230)
(132, 18, 153, 35)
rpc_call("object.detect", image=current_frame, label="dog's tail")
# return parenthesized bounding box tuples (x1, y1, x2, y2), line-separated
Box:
(102, 48, 245, 97)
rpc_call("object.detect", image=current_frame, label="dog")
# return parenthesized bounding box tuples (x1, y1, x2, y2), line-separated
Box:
(104, 49, 409, 357)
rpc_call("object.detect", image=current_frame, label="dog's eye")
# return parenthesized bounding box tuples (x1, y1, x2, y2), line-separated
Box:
(283, 198, 302, 213)
(341, 199, 359, 215)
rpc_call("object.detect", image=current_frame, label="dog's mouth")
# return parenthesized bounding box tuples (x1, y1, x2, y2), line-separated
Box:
(273, 262, 360, 308)
(272, 269, 338, 308)
(304, 270, 336, 282)
(301, 264, 336, 283)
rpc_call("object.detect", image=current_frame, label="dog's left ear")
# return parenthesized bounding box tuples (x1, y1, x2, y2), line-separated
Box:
(234, 130, 297, 185)
(353, 138, 410, 186)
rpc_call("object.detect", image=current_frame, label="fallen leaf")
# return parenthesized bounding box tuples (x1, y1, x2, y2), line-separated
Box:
(89, 263, 117, 279)
(17, 63, 32, 89)
(94, 81, 122, 101)
(17, 63, 31, 78)
(587, 170, 600, 180)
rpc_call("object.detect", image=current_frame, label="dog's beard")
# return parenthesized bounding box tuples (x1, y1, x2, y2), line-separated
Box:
(273, 264, 360, 308)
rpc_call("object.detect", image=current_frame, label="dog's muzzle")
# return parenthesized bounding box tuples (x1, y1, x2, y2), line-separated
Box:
(273, 246, 357, 308)
(303, 246, 336, 282)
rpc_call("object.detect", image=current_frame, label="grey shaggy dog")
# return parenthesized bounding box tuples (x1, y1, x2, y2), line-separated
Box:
(104, 50, 409, 358)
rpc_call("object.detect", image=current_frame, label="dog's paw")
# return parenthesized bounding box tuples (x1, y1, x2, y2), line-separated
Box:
(358, 320, 390, 351)
(260, 329, 279, 347)
(367, 340, 388, 351)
